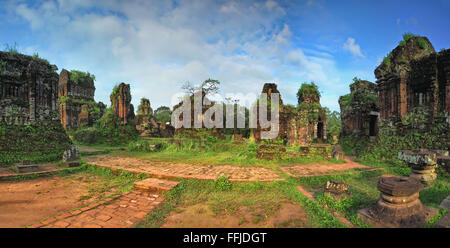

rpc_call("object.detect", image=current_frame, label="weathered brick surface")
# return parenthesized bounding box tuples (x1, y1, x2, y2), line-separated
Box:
(134, 178, 179, 192)
(111, 83, 134, 125)
(0, 51, 59, 125)
(281, 158, 370, 177)
(58, 69, 105, 129)
(251, 83, 328, 146)
(34, 190, 164, 228)
(85, 155, 284, 182)
(374, 37, 449, 125)
(339, 80, 379, 137)
(136, 98, 174, 137)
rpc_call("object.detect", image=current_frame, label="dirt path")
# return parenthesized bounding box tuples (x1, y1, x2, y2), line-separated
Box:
(85, 155, 285, 182)
(280, 157, 372, 177)
(0, 176, 98, 227)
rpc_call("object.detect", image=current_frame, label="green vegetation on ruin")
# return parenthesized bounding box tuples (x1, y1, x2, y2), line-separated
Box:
(297, 82, 321, 103)
(70, 107, 138, 146)
(379, 33, 435, 75)
(69, 70, 95, 88)
(3, 42, 18, 55)
(0, 114, 72, 166)
(339, 78, 378, 114)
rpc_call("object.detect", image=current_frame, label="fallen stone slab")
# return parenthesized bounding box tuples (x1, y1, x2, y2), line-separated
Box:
(324, 180, 350, 201)
(134, 178, 179, 192)
(434, 214, 450, 228)
(14, 160, 39, 173)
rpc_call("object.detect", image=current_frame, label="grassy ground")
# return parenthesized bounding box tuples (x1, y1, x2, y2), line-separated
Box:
(135, 178, 347, 228)
(12, 137, 446, 228)
(295, 169, 450, 227)
(122, 138, 342, 170)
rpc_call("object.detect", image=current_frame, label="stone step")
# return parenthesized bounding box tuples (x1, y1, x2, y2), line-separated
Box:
(439, 195, 450, 211)
(134, 178, 179, 192)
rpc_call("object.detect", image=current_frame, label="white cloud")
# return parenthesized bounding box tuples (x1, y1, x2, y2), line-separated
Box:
(10, 0, 343, 111)
(343, 37, 365, 58)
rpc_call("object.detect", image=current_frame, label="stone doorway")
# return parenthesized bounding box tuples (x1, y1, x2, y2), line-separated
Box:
(317, 121, 324, 140)
(369, 115, 377, 136)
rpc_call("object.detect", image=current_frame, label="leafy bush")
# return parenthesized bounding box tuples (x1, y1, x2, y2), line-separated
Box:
(72, 107, 138, 145)
(214, 175, 233, 191)
(69, 70, 95, 87)
(154, 106, 172, 124)
(72, 128, 97, 145)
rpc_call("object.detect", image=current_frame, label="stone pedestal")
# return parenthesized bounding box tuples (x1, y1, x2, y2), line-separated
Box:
(63, 145, 80, 167)
(358, 175, 434, 228)
(398, 149, 438, 186)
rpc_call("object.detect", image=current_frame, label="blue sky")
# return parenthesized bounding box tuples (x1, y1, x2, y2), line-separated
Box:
(1, 0, 449, 112)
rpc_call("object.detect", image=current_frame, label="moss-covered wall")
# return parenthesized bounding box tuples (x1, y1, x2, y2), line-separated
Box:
(0, 51, 72, 166)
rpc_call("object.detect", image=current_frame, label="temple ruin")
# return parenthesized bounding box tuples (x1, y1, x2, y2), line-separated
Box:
(251, 83, 327, 145)
(1, 52, 60, 125)
(172, 90, 224, 139)
(110, 82, 135, 125)
(0, 51, 72, 164)
(374, 36, 450, 127)
(58, 69, 105, 129)
(339, 79, 379, 137)
(136, 97, 174, 137)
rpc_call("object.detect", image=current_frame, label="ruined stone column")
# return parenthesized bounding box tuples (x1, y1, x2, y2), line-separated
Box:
(358, 175, 433, 227)
(398, 149, 438, 186)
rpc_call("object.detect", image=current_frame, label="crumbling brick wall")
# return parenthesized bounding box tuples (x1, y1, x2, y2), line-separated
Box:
(251, 83, 327, 145)
(375, 36, 449, 127)
(0, 51, 71, 164)
(110, 82, 135, 125)
(58, 68, 104, 129)
(339, 80, 379, 137)
(0, 51, 60, 125)
(135, 97, 173, 137)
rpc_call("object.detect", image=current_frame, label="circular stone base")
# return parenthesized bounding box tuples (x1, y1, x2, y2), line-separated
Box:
(358, 175, 433, 227)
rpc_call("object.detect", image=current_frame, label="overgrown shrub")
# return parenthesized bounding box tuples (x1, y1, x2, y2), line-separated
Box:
(72, 107, 138, 145)
(0, 118, 72, 166)
(214, 175, 232, 191)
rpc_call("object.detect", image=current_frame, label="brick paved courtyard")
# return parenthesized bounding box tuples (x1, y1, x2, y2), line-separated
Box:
(85, 155, 285, 182)
(30, 189, 164, 228)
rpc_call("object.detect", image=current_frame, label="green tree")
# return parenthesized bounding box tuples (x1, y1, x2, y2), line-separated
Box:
(324, 107, 341, 142)
(154, 106, 172, 124)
